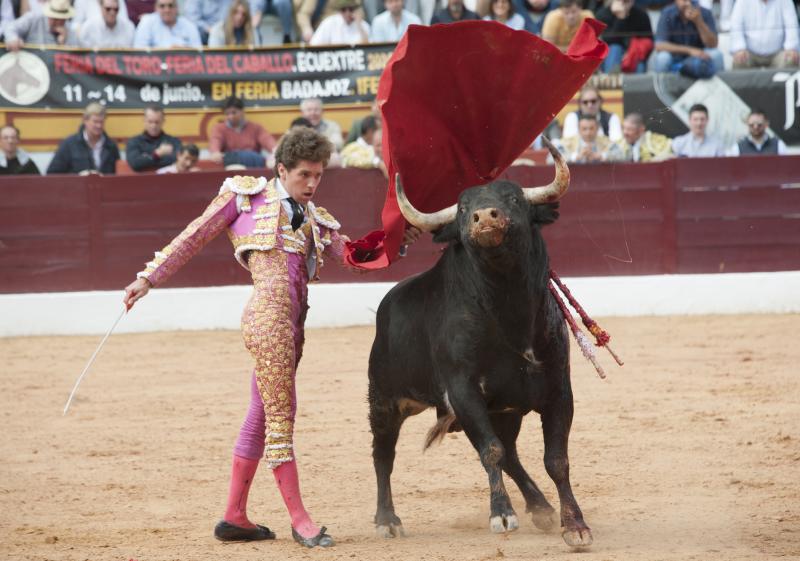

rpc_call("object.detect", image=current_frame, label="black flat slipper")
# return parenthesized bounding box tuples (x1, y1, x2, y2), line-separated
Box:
(292, 525, 334, 548)
(214, 520, 276, 542)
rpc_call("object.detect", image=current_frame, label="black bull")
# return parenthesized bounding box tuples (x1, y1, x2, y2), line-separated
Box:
(367, 142, 593, 548)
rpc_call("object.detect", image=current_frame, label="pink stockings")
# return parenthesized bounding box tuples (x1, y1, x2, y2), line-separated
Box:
(223, 455, 259, 529)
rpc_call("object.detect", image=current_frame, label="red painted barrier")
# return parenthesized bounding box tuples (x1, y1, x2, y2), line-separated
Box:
(1, 156, 799, 294)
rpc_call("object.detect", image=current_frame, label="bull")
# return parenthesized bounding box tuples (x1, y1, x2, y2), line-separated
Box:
(367, 139, 593, 548)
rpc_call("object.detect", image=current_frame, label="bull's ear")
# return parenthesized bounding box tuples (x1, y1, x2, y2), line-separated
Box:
(529, 203, 560, 226)
(432, 221, 459, 243)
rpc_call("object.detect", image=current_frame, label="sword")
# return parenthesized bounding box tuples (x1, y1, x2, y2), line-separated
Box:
(63, 305, 128, 415)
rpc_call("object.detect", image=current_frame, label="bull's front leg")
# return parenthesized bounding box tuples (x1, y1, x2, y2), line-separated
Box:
(541, 396, 593, 547)
(447, 380, 518, 534)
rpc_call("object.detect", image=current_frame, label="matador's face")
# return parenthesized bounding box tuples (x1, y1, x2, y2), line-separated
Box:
(279, 160, 324, 205)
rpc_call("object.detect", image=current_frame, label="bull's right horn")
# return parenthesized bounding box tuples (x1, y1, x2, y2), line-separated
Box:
(395, 174, 457, 232)
(522, 136, 570, 204)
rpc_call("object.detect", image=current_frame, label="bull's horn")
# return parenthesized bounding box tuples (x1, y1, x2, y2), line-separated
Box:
(395, 174, 457, 232)
(522, 136, 570, 204)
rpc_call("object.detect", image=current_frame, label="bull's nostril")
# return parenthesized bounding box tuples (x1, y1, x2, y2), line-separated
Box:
(473, 213, 479, 222)
(490, 210, 498, 219)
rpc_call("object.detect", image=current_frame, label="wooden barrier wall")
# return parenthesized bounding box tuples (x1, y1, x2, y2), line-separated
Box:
(1, 156, 799, 294)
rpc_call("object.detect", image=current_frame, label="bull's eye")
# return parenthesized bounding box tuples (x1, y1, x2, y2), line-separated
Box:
(509, 196, 518, 204)
(459, 206, 465, 214)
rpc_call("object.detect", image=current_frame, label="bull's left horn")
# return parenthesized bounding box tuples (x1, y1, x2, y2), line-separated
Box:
(395, 174, 457, 232)
(522, 136, 570, 204)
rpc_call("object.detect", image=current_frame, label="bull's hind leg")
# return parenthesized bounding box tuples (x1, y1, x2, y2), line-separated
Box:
(541, 399, 593, 547)
(491, 413, 558, 531)
(448, 383, 517, 534)
(369, 396, 406, 538)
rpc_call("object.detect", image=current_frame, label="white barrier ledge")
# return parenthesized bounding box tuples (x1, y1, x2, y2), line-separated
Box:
(1, 271, 798, 337)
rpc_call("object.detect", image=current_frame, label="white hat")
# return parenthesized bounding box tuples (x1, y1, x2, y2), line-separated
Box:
(43, 0, 76, 19)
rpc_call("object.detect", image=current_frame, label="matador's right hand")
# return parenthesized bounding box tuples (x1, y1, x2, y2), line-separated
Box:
(124, 278, 152, 310)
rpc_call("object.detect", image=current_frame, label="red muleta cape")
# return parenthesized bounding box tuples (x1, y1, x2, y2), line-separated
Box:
(344, 19, 608, 269)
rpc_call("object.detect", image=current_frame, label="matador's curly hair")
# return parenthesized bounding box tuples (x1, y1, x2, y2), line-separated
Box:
(274, 126, 333, 173)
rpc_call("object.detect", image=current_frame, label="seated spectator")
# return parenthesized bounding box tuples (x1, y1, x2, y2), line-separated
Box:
(78, 0, 135, 47)
(541, 0, 592, 51)
(300, 97, 344, 150)
(133, 0, 201, 47)
(729, 0, 799, 69)
(672, 103, 726, 157)
(183, 0, 230, 45)
(126, 105, 182, 172)
(728, 109, 787, 156)
(617, 112, 673, 162)
(556, 115, 624, 163)
(653, 0, 723, 79)
(531, 117, 563, 149)
(4, 0, 77, 50)
(430, 0, 479, 23)
(512, 0, 555, 35)
(71, 0, 130, 35)
(596, 0, 652, 73)
(483, 0, 525, 29)
(157, 143, 200, 173)
(208, 0, 259, 46)
(0, 125, 40, 175)
(0, 0, 27, 40)
(47, 102, 120, 175)
(370, 0, 421, 42)
(209, 96, 277, 168)
(347, 100, 380, 144)
(125, 0, 155, 24)
(251, 0, 295, 44)
(294, 0, 316, 42)
(311, 0, 370, 45)
(340, 115, 387, 175)
(562, 86, 623, 142)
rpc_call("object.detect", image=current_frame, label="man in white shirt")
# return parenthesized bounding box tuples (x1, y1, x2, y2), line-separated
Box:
(370, 0, 420, 42)
(133, 0, 202, 47)
(310, 0, 370, 46)
(729, 0, 799, 68)
(79, 0, 135, 47)
(300, 98, 344, 151)
(672, 104, 726, 157)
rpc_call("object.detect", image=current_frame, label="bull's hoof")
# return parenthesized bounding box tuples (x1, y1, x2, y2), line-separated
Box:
(529, 507, 558, 532)
(489, 514, 519, 534)
(562, 526, 593, 548)
(376, 523, 405, 538)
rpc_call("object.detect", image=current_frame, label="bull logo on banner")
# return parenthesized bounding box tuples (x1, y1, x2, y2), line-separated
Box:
(0, 51, 51, 106)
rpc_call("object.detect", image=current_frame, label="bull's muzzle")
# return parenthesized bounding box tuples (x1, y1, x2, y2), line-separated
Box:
(470, 207, 509, 247)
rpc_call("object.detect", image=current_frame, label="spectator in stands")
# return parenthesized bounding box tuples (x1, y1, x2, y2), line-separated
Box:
(294, 0, 317, 42)
(157, 143, 200, 173)
(541, 0, 592, 50)
(562, 85, 623, 142)
(311, 0, 370, 45)
(47, 102, 120, 175)
(340, 115, 388, 176)
(251, 0, 296, 44)
(126, 105, 182, 172)
(483, 0, 525, 29)
(125, 0, 155, 24)
(300, 98, 344, 151)
(0, 0, 27, 41)
(729, 0, 800, 69)
(596, 0, 653, 73)
(209, 96, 277, 168)
(430, 0, 479, 23)
(5, 0, 77, 50)
(728, 109, 788, 156)
(556, 115, 623, 163)
(183, 0, 230, 45)
(133, 0, 202, 47)
(512, 0, 554, 35)
(671, 104, 726, 157)
(208, 0, 259, 46)
(370, 0, 421, 41)
(0, 125, 40, 175)
(346, 100, 380, 143)
(71, 0, 130, 35)
(78, 0, 135, 47)
(617, 112, 673, 162)
(653, 0, 723, 79)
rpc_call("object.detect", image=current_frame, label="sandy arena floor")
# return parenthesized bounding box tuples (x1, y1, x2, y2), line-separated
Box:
(1, 314, 798, 561)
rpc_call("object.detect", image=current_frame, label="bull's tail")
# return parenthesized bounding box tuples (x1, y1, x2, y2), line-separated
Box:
(423, 413, 458, 451)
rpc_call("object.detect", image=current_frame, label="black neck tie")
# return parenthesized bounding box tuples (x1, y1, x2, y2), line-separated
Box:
(288, 197, 304, 231)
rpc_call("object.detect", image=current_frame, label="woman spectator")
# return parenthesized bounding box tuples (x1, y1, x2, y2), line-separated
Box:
(208, 0, 259, 47)
(483, 0, 525, 29)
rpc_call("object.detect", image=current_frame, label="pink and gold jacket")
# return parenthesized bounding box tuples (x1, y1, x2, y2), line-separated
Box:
(137, 175, 344, 286)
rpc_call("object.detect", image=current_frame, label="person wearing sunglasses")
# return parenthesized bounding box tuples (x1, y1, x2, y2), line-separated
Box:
(728, 109, 787, 156)
(133, 0, 202, 47)
(561, 85, 623, 143)
(310, 0, 370, 45)
(78, 0, 135, 47)
(430, 0, 479, 24)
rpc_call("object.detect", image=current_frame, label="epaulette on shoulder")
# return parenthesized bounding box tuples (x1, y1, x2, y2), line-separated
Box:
(310, 203, 341, 230)
(219, 175, 268, 196)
